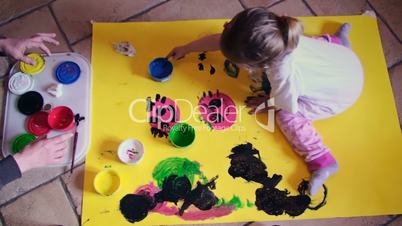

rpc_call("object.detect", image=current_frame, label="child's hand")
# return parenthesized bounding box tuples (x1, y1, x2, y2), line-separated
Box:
(166, 45, 189, 60)
(13, 133, 74, 173)
(245, 94, 275, 114)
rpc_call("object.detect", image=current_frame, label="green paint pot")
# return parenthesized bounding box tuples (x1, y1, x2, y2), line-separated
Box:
(11, 133, 36, 154)
(169, 123, 195, 148)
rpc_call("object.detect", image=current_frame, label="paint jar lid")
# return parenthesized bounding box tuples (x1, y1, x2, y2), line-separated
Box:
(18, 91, 44, 115)
(48, 106, 74, 130)
(94, 169, 120, 196)
(169, 123, 195, 148)
(26, 111, 51, 136)
(19, 53, 45, 75)
(55, 61, 81, 84)
(11, 133, 36, 154)
(8, 72, 35, 95)
(117, 139, 144, 165)
(149, 58, 173, 82)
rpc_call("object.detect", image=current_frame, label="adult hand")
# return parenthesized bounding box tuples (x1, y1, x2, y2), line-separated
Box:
(13, 133, 74, 173)
(166, 45, 189, 60)
(0, 33, 59, 65)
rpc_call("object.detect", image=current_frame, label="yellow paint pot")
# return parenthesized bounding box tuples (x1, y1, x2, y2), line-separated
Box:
(93, 169, 120, 196)
(20, 53, 45, 75)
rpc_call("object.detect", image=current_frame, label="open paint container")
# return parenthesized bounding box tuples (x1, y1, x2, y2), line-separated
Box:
(11, 133, 36, 154)
(8, 72, 35, 95)
(117, 139, 144, 165)
(48, 106, 75, 131)
(26, 111, 51, 136)
(169, 123, 195, 148)
(93, 169, 120, 196)
(55, 61, 81, 84)
(19, 53, 45, 75)
(17, 91, 44, 116)
(148, 58, 173, 82)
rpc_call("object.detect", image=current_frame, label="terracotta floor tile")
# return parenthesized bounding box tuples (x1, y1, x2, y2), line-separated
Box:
(0, 7, 70, 54)
(387, 215, 402, 226)
(375, 15, 402, 68)
(0, 0, 52, 24)
(61, 164, 85, 216)
(369, 0, 402, 41)
(131, 0, 243, 21)
(72, 38, 92, 62)
(252, 215, 393, 226)
(1, 179, 79, 226)
(267, 0, 313, 16)
(389, 63, 402, 126)
(240, 0, 281, 8)
(305, 0, 369, 15)
(51, 0, 166, 44)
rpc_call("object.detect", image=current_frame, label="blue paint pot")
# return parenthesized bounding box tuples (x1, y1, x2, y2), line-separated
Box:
(55, 61, 81, 84)
(148, 58, 173, 82)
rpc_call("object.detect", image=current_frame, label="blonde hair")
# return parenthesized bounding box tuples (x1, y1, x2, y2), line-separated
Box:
(220, 8, 303, 68)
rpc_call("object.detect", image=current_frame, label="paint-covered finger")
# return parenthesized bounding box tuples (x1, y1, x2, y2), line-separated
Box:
(166, 50, 176, 59)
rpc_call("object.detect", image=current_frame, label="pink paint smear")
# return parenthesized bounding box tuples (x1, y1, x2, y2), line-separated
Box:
(134, 182, 235, 221)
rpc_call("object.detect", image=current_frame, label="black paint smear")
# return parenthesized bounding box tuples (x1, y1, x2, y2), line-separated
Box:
(120, 194, 155, 223)
(119, 175, 222, 223)
(155, 175, 192, 205)
(208, 98, 222, 108)
(208, 112, 224, 124)
(155, 94, 160, 101)
(228, 143, 282, 188)
(179, 176, 219, 215)
(224, 59, 239, 78)
(228, 143, 327, 217)
(198, 63, 204, 71)
(208, 90, 213, 98)
(150, 127, 168, 138)
(161, 96, 167, 104)
(261, 72, 272, 95)
(209, 65, 216, 75)
(198, 52, 206, 61)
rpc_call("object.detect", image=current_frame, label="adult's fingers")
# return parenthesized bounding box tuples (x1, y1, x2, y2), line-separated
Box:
(47, 133, 74, 144)
(34, 33, 56, 38)
(31, 36, 60, 45)
(19, 55, 36, 65)
(26, 41, 51, 56)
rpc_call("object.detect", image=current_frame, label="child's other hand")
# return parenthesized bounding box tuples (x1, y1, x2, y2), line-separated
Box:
(13, 133, 74, 173)
(166, 45, 188, 60)
(245, 94, 274, 114)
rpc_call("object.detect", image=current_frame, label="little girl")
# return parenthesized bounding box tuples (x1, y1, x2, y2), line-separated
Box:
(167, 8, 363, 195)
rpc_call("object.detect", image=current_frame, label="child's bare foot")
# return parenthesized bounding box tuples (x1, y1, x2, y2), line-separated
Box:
(309, 162, 339, 195)
(335, 23, 352, 48)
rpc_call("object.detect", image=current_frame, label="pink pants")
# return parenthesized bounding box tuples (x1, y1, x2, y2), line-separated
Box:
(276, 35, 342, 172)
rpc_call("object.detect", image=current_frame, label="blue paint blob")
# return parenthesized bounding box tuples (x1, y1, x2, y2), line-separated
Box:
(149, 58, 173, 82)
(55, 61, 81, 84)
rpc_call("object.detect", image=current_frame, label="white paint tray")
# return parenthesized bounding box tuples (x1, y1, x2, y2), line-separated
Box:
(1, 53, 91, 166)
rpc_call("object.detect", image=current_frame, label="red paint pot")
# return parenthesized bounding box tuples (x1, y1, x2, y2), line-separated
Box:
(48, 106, 75, 131)
(26, 111, 51, 136)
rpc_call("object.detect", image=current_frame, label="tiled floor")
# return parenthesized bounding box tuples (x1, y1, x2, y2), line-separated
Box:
(0, 0, 401, 225)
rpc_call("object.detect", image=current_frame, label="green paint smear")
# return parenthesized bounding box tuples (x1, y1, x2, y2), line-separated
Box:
(246, 199, 254, 208)
(152, 157, 202, 188)
(216, 195, 245, 210)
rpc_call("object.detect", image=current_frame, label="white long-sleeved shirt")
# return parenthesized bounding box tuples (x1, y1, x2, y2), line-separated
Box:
(268, 36, 364, 120)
